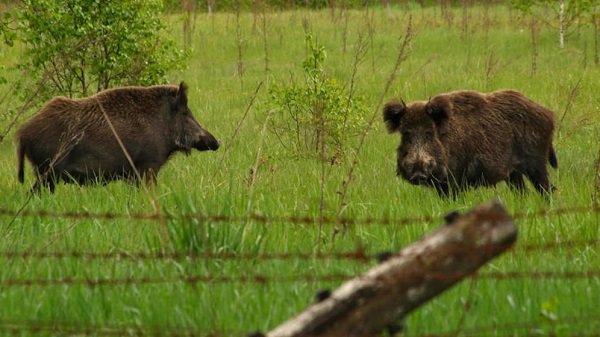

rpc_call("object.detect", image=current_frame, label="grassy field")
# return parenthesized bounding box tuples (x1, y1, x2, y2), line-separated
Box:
(0, 3, 599, 336)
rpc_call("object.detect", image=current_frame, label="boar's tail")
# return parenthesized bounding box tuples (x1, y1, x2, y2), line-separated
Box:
(17, 141, 25, 183)
(548, 146, 558, 169)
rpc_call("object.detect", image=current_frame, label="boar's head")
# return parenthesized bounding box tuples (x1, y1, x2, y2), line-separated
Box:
(170, 82, 220, 153)
(383, 96, 452, 187)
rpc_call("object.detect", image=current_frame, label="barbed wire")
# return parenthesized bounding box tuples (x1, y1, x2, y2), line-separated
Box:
(0, 204, 598, 228)
(0, 203, 597, 335)
(430, 314, 600, 337)
(0, 209, 597, 334)
(418, 334, 600, 337)
(0, 238, 596, 262)
(1, 270, 598, 289)
(512, 205, 600, 221)
(516, 238, 600, 252)
(0, 273, 353, 288)
(3, 313, 600, 337)
(0, 327, 597, 337)
(0, 319, 234, 337)
(472, 270, 600, 280)
(0, 249, 370, 262)
(0, 206, 435, 227)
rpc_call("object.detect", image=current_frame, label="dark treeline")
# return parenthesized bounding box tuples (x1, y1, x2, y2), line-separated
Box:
(164, 0, 506, 12)
(0, 0, 507, 13)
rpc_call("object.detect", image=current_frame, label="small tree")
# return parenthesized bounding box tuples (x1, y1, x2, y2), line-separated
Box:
(511, 0, 597, 49)
(264, 35, 367, 162)
(17, 0, 184, 99)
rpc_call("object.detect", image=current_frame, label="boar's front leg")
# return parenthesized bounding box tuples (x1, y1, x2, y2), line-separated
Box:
(435, 182, 467, 199)
(434, 182, 450, 198)
(143, 170, 158, 186)
(525, 164, 552, 195)
(137, 163, 163, 186)
(507, 171, 527, 193)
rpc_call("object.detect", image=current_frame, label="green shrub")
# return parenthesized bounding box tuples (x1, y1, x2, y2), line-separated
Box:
(17, 0, 184, 99)
(0, 11, 15, 47)
(264, 34, 368, 162)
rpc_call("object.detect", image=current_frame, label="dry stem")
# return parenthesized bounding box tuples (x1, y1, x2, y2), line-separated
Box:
(335, 15, 413, 234)
(212, 81, 263, 179)
(95, 99, 171, 249)
(558, 78, 582, 133)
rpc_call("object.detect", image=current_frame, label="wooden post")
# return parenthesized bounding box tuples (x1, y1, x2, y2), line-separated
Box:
(267, 199, 517, 337)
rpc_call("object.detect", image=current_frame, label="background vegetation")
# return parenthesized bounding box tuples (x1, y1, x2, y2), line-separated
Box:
(0, 1, 599, 336)
(14, 0, 184, 100)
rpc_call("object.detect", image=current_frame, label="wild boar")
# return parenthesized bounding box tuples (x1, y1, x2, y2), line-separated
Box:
(383, 89, 557, 197)
(16, 82, 219, 192)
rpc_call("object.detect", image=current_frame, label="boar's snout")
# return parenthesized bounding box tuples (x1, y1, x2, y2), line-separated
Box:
(184, 116, 219, 151)
(195, 129, 220, 151)
(408, 171, 429, 184)
(400, 160, 434, 184)
(398, 153, 444, 186)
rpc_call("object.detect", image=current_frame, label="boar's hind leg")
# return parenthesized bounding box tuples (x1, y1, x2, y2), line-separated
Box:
(30, 161, 61, 194)
(507, 171, 527, 193)
(525, 164, 552, 195)
(31, 172, 56, 194)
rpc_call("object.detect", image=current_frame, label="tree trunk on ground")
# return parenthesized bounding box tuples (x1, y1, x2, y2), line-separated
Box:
(267, 199, 518, 337)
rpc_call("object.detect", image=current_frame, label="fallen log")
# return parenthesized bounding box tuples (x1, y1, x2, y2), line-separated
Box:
(267, 199, 517, 337)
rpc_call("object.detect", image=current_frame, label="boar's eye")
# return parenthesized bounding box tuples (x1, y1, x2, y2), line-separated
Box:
(402, 130, 412, 141)
(424, 130, 434, 140)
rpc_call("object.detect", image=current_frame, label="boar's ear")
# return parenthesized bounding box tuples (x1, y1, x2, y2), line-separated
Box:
(175, 81, 189, 107)
(426, 95, 452, 124)
(383, 99, 406, 133)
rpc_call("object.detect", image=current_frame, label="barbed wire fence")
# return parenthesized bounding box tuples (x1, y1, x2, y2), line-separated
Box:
(0, 203, 597, 227)
(0, 200, 598, 336)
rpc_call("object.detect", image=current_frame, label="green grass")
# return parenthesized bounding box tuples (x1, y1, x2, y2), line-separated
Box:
(1, 3, 599, 336)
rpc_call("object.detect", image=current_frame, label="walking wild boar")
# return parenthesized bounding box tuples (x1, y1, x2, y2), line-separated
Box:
(383, 90, 557, 197)
(16, 82, 219, 193)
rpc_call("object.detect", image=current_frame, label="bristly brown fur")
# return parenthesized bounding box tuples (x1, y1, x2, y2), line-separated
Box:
(15, 82, 219, 193)
(383, 89, 557, 197)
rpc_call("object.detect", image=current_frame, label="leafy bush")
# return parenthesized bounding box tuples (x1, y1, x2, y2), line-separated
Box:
(264, 35, 367, 162)
(17, 0, 184, 99)
(0, 11, 15, 47)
